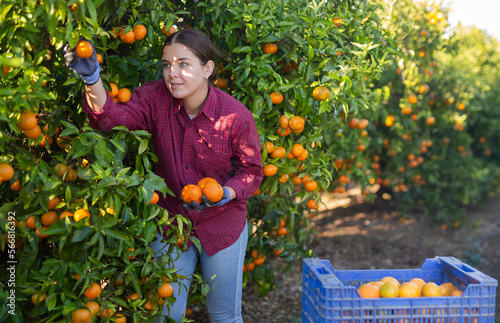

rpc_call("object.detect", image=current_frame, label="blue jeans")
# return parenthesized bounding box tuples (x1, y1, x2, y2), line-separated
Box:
(150, 222, 248, 323)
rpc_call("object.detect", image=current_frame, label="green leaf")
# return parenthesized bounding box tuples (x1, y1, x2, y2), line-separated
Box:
(71, 227, 93, 243)
(103, 228, 131, 242)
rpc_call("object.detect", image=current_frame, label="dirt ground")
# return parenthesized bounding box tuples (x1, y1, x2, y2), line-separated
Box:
(190, 188, 500, 323)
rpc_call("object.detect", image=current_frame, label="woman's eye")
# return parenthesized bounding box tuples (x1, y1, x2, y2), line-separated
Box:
(180, 62, 188, 66)
(163, 63, 170, 68)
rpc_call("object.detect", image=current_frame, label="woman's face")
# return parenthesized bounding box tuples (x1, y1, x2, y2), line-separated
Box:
(162, 43, 213, 103)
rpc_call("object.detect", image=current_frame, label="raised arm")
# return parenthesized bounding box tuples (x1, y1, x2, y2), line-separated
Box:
(64, 37, 106, 112)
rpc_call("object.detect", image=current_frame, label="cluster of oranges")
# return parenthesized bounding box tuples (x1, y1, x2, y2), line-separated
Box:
(181, 177, 224, 206)
(113, 24, 147, 44)
(357, 276, 463, 299)
(107, 82, 131, 103)
(16, 110, 63, 148)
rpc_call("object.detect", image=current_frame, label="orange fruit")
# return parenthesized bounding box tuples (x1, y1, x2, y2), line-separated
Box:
(74, 209, 90, 222)
(339, 175, 350, 184)
(85, 301, 100, 316)
(263, 164, 278, 176)
(421, 282, 442, 297)
(280, 115, 289, 129)
(181, 184, 203, 205)
(96, 53, 102, 64)
(408, 94, 418, 104)
(289, 116, 304, 131)
(410, 278, 426, 289)
(270, 146, 286, 159)
(214, 78, 228, 88)
(380, 281, 399, 298)
(398, 282, 421, 297)
(296, 149, 308, 161)
(254, 255, 266, 265)
(439, 285, 451, 296)
(450, 289, 463, 297)
(300, 174, 311, 184)
(120, 30, 136, 44)
(261, 142, 275, 154)
(161, 25, 177, 36)
(263, 43, 278, 54)
(357, 119, 369, 129)
(304, 180, 318, 192)
(149, 192, 160, 204)
(457, 103, 465, 110)
(419, 84, 429, 93)
(17, 110, 38, 131)
(358, 284, 380, 298)
(48, 196, 61, 210)
(158, 282, 174, 298)
(347, 118, 359, 128)
(54, 163, 68, 178)
(99, 308, 115, 319)
(273, 248, 284, 256)
(401, 106, 412, 115)
(0, 163, 14, 181)
(59, 211, 74, 219)
(270, 92, 283, 104)
(39, 134, 53, 147)
(41, 211, 58, 227)
(10, 179, 21, 191)
(277, 226, 288, 236)
(107, 83, 119, 98)
(133, 24, 147, 40)
(291, 144, 305, 157)
(203, 181, 224, 203)
(71, 309, 91, 323)
(278, 174, 289, 183)
(380, 276, 400, 287)
(31, 292, 48, 305)
(197, 177, 218, 190)
(84, 283, 102, 299)
(24, 124, 41, 139)
(385, 115, 395, 127)
(312, 86, 330, 101)
(113, 314, 126, 323)
(246, 262, 255, 271)
(307, 199, 319, 209)
(117, 88, 131, 103)
(426, 116, 436, 125)
(76, 41, 93, 59)
(26, 216, 36, 229)
(277, 127, 291, 136)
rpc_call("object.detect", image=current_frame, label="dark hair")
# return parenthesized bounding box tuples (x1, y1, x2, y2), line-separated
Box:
(163, 29, 217, 82)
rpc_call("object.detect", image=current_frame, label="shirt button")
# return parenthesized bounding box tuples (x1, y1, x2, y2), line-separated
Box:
(188, 124, 192, 128)
(185, 165, 189, 169)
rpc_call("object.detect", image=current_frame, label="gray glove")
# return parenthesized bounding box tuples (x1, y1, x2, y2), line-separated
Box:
(183, 188, 231, 213)
(64, 37, 100, 85)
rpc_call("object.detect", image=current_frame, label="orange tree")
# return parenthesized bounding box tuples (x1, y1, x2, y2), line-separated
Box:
(188, 0, 397, 297)
(0, 0, 397, 320)
(367, 0, 500, 225)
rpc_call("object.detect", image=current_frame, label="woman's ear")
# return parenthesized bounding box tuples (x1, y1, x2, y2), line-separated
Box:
(205, 60, 215, 78)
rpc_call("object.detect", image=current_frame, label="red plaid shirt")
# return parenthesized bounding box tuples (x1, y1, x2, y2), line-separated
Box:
(83, 80, 263, 256)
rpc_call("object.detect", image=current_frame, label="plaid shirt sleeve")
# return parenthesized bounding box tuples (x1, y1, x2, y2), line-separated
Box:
(83, 80, 163, 132)
(224, 108, 263, 200)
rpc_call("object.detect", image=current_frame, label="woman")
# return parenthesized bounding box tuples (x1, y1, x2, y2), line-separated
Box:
(66, 29, 263, 322)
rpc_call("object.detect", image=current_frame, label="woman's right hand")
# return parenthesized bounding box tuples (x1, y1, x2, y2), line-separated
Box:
(64, 37, 100, 85)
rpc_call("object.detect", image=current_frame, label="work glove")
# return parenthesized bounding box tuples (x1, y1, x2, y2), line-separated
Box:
(64, 36, 101, 85)
(183, 188, 231, 213)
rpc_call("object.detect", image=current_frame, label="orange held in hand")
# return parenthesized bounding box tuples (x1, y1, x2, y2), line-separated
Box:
(181, 184, 203, 205)
(202, 181, 224, 203)
(76, 41, 93, 59)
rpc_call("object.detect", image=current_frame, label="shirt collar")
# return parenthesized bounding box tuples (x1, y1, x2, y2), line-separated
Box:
(200, 85, 217, 122)
(173, 85, 217, 122)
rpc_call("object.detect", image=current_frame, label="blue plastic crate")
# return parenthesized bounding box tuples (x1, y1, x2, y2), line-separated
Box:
(302, 256, 497, 323)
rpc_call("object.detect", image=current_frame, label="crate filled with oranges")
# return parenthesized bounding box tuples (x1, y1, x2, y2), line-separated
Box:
(302, 257, 497, 323)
